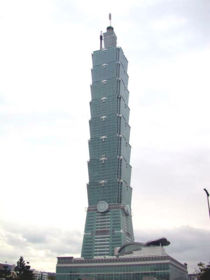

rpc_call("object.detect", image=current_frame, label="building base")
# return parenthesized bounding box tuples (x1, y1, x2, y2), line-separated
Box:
(56, 245, 188, 280)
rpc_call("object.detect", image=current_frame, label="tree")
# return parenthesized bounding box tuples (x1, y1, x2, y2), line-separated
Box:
(198, 262, 210, 280)
(14, 257, 33, 280)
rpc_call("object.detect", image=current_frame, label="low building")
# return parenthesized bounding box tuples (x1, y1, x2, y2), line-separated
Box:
(47, 272, 56, 280)
(0, 263, 15, 280)
(188, 274, 198, 280)
(56, 241, 188, 280)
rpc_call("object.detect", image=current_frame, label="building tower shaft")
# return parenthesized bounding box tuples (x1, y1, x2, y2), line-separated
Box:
(81, 26, 134, 258)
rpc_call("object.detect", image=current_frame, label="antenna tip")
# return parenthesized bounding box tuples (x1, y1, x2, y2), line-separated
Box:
(109, 13, 112, 26)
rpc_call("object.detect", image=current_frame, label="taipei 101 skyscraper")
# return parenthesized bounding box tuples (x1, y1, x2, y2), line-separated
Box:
(81, 17, 134, 259)
(56, 17, 188, 280)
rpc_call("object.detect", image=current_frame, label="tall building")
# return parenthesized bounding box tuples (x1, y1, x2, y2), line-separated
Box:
(81, 25, 134, 259)
(56, 20, 188, 280)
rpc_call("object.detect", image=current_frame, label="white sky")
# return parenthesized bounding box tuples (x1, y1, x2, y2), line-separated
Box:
(0, 0, 210, 274)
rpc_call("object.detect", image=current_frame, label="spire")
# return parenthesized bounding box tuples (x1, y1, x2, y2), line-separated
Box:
(109, 13, 112, 26)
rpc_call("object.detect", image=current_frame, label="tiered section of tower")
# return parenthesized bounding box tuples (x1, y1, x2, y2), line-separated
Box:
(81, 26, 134, 259)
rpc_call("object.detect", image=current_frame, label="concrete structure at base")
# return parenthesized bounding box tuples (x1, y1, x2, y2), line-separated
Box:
(56, 242, 188, 280)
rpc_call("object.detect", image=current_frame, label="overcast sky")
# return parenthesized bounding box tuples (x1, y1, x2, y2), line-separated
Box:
(0, 0, 210, 274)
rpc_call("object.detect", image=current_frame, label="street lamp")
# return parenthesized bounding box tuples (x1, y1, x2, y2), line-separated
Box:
(203, 188, 210, 219)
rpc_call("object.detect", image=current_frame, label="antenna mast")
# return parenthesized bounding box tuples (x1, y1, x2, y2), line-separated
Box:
(109, 13, 112, 26)
(100, 31, 103, 50)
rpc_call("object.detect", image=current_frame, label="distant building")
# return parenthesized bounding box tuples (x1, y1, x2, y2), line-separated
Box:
(188, 274, 198, 280)
(0, 263, 54, 280)
(0, 263, 15, 271)
(47, 272, 56, 280)
(32, 270, 41, 280)
(32, 270, 48, 280)
(0, 263, 15, 279)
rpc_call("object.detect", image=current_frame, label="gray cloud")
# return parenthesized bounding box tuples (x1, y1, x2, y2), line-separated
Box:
(1, 222, 209, 273)
(1, 222, 82, 254)
(0, 221, 82, 270)
(135, 226, 210, 272)
(22, 231, 47, 244)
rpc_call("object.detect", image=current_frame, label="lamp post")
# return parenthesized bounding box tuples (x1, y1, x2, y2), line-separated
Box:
(203, 188, 210, 219)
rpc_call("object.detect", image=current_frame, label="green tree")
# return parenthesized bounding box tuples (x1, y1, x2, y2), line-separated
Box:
(198, 262, 210, 280)
(14, 257, 33, 280)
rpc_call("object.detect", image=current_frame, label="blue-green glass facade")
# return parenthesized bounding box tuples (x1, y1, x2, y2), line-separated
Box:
(56, 256, 188, 280)
(81, 26, 134, 258)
